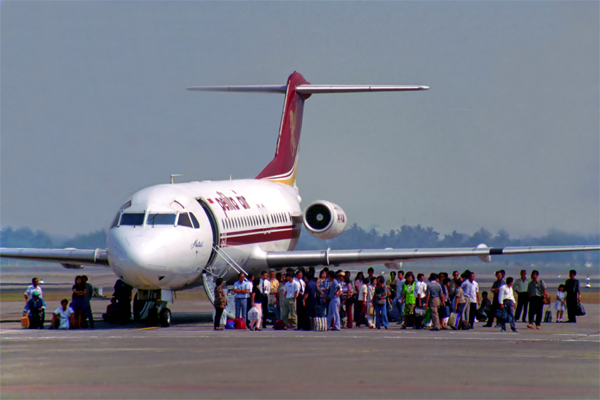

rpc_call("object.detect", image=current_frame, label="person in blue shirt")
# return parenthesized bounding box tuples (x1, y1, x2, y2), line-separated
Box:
(233, 273, 251, 321)
(23, 290, 46, 329)
(326, 271, 342, 331)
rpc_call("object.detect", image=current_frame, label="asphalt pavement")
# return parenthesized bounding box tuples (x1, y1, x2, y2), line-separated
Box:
(1, 299, 598, 399)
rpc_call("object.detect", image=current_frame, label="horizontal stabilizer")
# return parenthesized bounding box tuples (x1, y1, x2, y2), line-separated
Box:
(296, 85, 429, 94)
(187, 84, 429, 94)
(187, 85, 287, 93)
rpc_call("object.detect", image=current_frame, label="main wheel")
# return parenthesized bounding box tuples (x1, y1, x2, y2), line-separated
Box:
(160, 308, 171, 327)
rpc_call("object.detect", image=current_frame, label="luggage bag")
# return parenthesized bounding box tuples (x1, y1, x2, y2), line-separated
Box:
(234, 318, 247, 330)
(448, 312, 460, 330)
(311, 316, 327, 331)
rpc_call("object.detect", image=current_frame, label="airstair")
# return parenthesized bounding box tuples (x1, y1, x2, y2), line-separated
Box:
(202, 245, 248, 319)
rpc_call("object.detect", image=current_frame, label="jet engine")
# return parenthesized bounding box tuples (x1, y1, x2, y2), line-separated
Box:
(303, 200, 347, 240)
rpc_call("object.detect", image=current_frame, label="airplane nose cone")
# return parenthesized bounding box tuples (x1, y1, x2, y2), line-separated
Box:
(124, 236, 168, 268)
(107, 230, 168, 287)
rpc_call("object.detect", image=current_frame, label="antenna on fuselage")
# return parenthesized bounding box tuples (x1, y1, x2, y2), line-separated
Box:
(170, 174, 183, 184)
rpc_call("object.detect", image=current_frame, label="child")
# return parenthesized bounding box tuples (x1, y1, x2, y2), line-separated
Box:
(554, 284, 566, 322)
(51, 299, 74, 329)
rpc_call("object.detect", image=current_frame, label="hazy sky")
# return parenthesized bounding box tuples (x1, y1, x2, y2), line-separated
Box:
(1, 1, 598, 239)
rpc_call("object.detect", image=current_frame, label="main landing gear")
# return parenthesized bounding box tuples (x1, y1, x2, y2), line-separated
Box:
(133, 289, 172, 327)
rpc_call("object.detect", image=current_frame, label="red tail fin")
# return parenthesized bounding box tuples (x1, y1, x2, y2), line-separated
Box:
(256, 72, 311, 186)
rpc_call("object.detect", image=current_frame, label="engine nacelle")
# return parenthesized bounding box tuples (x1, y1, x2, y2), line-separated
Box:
(303, 200, 347, 240)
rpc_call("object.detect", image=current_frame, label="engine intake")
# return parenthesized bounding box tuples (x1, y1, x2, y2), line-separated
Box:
(303, 200, 347, 240)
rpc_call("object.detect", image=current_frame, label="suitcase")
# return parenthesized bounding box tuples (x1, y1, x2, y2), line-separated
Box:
(273, 319, 286, 330)
(234, 318, 247, 330)
(448, 312, 460, 330)
(311, 317, 327, 331)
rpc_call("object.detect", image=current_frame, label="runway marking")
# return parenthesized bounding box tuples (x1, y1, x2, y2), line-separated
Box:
(2, 331, 599, 343)
(133, 326, 160, 331)
(1, 382, 598, 395)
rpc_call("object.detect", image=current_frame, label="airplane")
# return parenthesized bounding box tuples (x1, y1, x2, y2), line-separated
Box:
(2, 71, 598, 327)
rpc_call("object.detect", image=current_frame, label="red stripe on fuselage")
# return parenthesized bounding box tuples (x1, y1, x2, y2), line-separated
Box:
(220, 226, 300, 246)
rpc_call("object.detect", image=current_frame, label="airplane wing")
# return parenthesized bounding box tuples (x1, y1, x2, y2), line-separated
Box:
(265, 245, 600, 269)
(0, 248, 109, 268)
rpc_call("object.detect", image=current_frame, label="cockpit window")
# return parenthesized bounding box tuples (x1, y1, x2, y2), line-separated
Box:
(146, 213, 176, 226)
(176, 212, 200, 229)
(120, 213, 145, 226)
(189, 213, 200, 229)
(110, 213, 120, 228)
(177, 213, 193, 228)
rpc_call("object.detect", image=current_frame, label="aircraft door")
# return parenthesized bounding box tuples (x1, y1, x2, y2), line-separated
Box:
(196, 198, 219, 268)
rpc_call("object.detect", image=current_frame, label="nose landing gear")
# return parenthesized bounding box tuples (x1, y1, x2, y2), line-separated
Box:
(133, 289, 172, 327)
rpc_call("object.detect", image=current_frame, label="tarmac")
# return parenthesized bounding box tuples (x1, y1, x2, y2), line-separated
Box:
(1, 296, 599, 399)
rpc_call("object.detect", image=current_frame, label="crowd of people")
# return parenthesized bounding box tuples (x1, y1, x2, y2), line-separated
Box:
(22, 275, 96, 330)
(214, 266, 584, 332)
(20, 266, 583, 332)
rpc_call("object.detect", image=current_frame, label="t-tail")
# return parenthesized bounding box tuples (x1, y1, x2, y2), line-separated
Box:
(188, 72, 429, 186)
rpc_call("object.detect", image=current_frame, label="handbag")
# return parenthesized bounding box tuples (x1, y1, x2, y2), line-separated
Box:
(476, 309, 488, 322)
(494, 308, 509, 324)
(423, 309, 431, 324)
(543, 293, 552, 305)
(248, 306, 259, 321)
(21, 316, 30, 328)
(414, 307, 426, 317)
(576, 301, 586, 316)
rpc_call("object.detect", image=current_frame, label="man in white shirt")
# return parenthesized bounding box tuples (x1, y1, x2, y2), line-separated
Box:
(259, 271, 271, 327)
(282, 272, 300, 329)
(513, 269, 530, 322)
(24, 277, 43, 302)
(466, 272, 480, 327)
(414, 274, 427, 308)
(51, 299, 74, 329)
(498, 277, 517, 332)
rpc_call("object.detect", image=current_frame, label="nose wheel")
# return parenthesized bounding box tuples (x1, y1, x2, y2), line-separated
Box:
(160, 308, 171, 327)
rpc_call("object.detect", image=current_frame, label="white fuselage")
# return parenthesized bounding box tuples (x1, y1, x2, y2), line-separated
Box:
(106, 179, 303, 290)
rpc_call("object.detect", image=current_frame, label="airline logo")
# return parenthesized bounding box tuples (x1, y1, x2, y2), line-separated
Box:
(207, 192, 251, 217)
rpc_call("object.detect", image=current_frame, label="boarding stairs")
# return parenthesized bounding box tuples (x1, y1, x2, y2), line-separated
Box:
(202, 245, 248, 319)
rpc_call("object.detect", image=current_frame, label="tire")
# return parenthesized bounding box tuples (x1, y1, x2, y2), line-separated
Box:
(160, 308, 171, 327)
